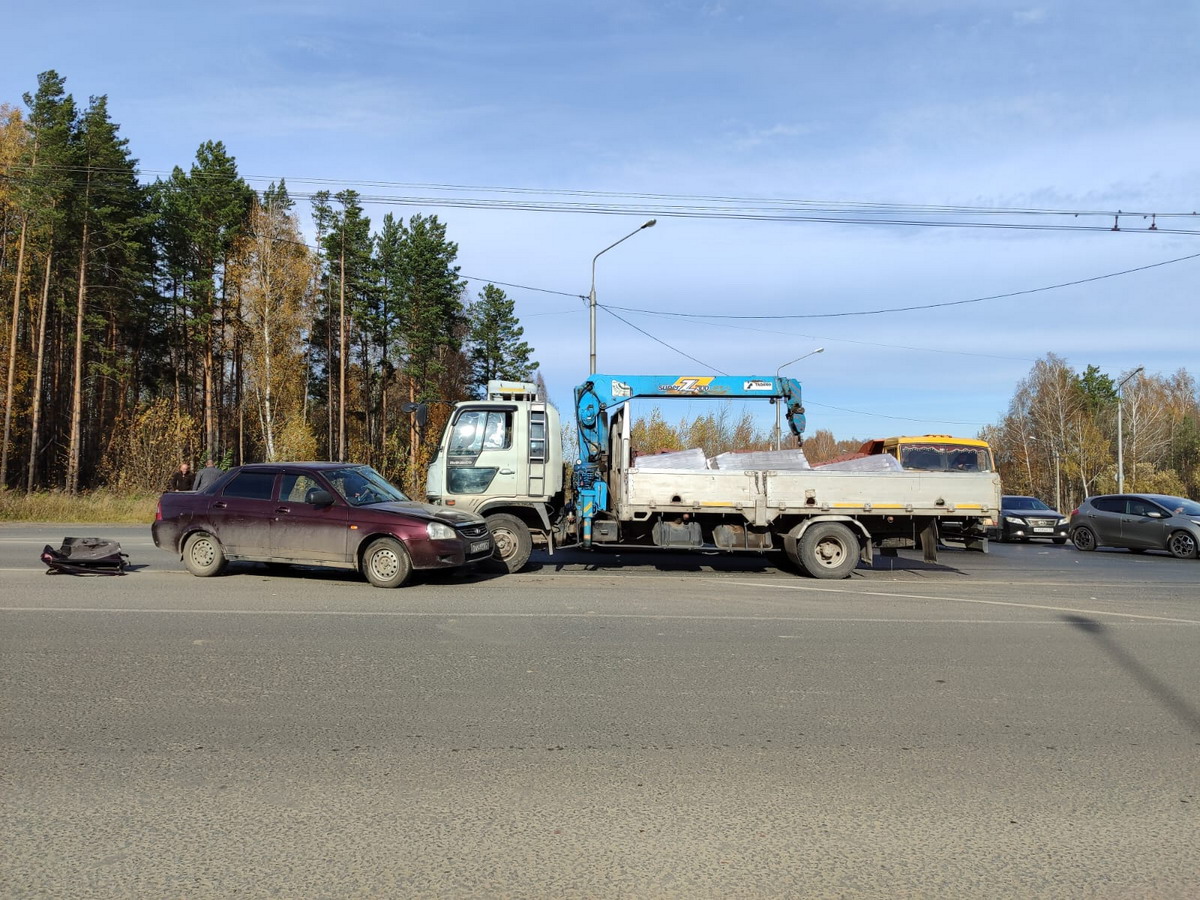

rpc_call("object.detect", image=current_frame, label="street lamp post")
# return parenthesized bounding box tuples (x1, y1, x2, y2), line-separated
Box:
(588, 219, 656, 373)
(774, 348, 824, 450)
(1116, 366, 1144, 493)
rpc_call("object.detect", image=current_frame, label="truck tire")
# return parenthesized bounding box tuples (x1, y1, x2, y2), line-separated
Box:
(796, 521, 860, 580)
(362, 537, 413, 588)
(183, 531, 227, 577)
(487, 513, 532, 573)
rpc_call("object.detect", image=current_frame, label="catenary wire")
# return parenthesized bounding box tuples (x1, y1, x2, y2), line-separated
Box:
(602, 251, 1200, 320)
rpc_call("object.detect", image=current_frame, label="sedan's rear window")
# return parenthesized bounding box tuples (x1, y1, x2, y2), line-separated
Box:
(222, 471, 277, 500)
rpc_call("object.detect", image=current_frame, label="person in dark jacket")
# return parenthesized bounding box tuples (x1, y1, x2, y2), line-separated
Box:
(167, 462, 195, 492)
(193, 458, 224, 492)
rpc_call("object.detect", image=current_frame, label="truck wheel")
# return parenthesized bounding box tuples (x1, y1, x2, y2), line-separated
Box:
(183, 532, 227, 577)
(797, 522, 860, 579)
(487, 513, 532, 573)
(362, 538, 413, 588)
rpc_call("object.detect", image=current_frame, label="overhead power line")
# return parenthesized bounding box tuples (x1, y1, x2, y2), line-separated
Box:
(4, 165, 1200, 234)
(603, 251, 1200, 320)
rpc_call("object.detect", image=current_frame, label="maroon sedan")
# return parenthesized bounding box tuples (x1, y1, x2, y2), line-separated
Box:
(152, 462, 493, 587)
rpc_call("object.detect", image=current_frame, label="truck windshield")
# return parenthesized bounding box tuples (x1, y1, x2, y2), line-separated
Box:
(899, 444, 993, 472)
(449, 410, 512, 455)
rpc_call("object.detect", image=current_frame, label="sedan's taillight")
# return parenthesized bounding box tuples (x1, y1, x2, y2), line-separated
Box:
(155, 501, 162, 521)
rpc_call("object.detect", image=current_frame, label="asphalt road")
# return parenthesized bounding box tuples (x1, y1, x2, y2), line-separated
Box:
(2, 525, 1198, 898)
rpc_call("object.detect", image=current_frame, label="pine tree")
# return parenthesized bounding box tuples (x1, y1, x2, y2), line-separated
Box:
(2, 71, 77, 489)
(466, 283, 536, 397)
(314, 189, 372, 460)
(64, 94, 149, 492)
(156, 141, 253, 461)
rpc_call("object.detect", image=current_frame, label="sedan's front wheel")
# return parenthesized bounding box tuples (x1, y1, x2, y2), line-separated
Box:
(1167, 530, 1198, 560)
(362, 538, 413, 588)
(183, 532, 227, 577)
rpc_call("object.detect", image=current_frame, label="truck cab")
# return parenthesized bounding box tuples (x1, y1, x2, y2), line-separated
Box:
(426, 380, 563, 571)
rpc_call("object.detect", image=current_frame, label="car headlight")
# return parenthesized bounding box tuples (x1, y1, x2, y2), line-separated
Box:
(1004, 516, 1025, 524)
(426, 522, 456, 540)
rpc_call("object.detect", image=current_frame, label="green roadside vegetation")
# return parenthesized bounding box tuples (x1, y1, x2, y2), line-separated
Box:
(0, 490, 157, 525)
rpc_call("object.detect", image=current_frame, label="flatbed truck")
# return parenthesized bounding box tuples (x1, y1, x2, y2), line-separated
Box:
(425, 375, 1000, 578)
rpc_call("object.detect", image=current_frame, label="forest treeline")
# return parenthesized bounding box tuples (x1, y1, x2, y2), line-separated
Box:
(0, 71, 536, 496)
(980, 355, 1199, 511)
(3, 72, 1197, 506)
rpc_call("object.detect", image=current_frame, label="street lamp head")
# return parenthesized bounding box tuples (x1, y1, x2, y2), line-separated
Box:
(641, 219, 656, 229)
(1117, 366, 1144, 393)
(776, 347, 825, 377)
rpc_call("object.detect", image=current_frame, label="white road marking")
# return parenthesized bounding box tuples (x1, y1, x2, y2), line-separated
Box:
(720, 579, 1200, 625)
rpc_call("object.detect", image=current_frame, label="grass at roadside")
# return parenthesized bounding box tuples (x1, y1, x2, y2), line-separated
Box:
(0, 489, 158, 525)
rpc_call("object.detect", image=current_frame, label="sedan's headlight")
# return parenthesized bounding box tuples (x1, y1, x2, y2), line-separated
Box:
(1004, 516, 1026, 524)
(426, 522, 456, 540)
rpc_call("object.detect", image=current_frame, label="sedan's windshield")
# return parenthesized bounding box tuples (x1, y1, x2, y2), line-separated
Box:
(326, 466, 409, 507)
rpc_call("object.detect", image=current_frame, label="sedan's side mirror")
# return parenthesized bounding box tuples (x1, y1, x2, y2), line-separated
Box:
(1146, 510, 1165, 519)
(306, 489, 334, 507)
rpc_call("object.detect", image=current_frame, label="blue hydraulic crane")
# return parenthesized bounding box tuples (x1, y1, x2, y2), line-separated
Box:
(572, 374, 806, 546)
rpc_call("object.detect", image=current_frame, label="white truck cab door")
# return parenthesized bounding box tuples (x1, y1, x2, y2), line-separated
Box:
(444, 408, 520, 499)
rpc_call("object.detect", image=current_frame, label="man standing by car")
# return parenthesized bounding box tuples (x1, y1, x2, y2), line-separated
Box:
(193, 458, 224, 492)
(167, 462, 195, 492)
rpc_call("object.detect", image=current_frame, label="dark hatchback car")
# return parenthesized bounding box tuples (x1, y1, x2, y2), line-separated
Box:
(990, 495, 1069, 543)
(1069, 493, 1200, 559)
(153, 462, 493, 587)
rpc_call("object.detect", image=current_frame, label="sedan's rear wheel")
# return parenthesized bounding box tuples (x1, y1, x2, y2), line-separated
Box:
(183, 532, 227, 577)
(1167, 530, 1199, 559)
(1071, 526, 1097, 552)
(362, 538, 413, 588)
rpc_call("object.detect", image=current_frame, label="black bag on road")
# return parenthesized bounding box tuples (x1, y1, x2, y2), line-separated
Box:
(40, 537, 129, 576)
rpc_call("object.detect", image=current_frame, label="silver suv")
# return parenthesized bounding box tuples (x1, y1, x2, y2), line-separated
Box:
(1069, 494, 1200, 558)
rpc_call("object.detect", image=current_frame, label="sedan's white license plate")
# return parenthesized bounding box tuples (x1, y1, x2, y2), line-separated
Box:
(1033, 527, 1054, 533)
(469, 540, 491, 553)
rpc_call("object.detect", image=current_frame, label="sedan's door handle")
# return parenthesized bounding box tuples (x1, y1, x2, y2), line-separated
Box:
(213, 502, 227, 509)
(275, 506, 291, 514)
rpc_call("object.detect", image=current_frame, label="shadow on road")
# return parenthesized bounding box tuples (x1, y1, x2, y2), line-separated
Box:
(525, 547, 966, 577)
(1063, 613, 1200, 733)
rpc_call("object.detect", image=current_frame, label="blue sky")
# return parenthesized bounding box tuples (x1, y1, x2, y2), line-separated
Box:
(4, 1, 1197, 440)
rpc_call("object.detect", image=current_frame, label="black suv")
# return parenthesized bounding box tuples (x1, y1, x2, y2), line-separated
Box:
(991, 495, 1068, 543)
